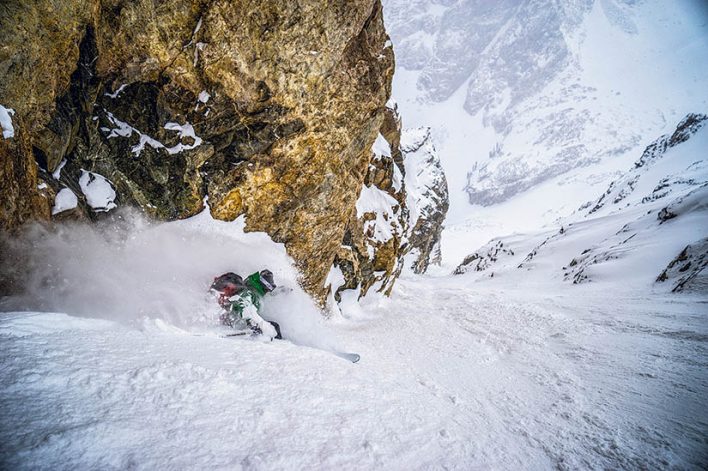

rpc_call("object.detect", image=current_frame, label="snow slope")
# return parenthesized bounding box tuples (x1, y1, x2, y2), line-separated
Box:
(453, 114, 708, 291)
(2, 277, 706, 469)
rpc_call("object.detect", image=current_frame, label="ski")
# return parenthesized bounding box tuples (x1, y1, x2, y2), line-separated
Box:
(217, 332, 361, 363)
(333, 351, 361, 363)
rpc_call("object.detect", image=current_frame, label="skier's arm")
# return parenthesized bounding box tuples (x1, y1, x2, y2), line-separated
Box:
(236, 294, 276, 338)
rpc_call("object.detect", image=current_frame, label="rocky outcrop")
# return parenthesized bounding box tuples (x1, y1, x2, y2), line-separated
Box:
(453, 240, 514, 275)
(331, 103, 409, 301)
(656, 239, 708, 293)
(0, 112, 52, 232)
(0, 0, 397, 303)
(400, 126, 449, 273)
(585, 113, 707, 216)
(327, 103, 450, 303)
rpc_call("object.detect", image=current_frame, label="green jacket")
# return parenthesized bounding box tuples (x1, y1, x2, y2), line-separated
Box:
(226, 272, 268, 322)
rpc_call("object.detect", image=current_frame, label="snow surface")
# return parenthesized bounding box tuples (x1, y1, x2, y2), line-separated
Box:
(79, 170, 117, 212)
(198, 90, 211, 103)
(372, 132, 392, 159)
(2, 185, 707, 469)
(0, 104, 15, 139)
(6, 189, 708, 471)
(2, 278, 706, 469)
(51, 188, 78, 215)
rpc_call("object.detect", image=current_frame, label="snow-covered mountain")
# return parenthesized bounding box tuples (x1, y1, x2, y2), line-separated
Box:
(454, 113, 708, 293)
(382, 0, 708, 237)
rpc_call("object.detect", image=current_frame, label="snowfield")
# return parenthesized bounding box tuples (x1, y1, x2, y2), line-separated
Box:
(1, 279, 706, 469)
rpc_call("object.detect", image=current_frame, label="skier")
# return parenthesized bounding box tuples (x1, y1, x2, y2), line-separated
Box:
(210, 270, 282, 340)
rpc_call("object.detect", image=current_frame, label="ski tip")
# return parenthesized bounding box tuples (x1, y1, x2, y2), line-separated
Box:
(336, 352, 360, 363)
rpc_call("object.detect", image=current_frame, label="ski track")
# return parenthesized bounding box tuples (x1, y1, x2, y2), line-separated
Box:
(1, 280, 707, 469)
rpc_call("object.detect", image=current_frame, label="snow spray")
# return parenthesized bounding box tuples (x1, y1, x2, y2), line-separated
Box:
(0, 208, 338, 350)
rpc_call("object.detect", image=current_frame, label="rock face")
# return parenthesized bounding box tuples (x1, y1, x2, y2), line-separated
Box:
(400, 126, 449, 274)
(584, 114, 707, 216)
(331, 103, 409, 301)
(327, 103, 449, 303)
(0, 0, 402, 303)
(656, 239, 708, 293)
(0, 113, 53, 232)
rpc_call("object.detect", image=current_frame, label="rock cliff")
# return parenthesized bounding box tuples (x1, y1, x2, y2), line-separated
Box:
(327, 102, 449, 303)
(1, 0, 393, 303)
(0, 0, 449, 305)
(332, 102, 409, 301)
(400, 126, 449, 274)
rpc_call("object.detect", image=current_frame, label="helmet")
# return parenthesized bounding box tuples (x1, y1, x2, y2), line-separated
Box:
(259, 269, 276, 292)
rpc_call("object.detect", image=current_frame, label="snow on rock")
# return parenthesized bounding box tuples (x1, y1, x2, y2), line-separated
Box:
(356, 184, 399, 248)
(0, 104, 15, 139)
(402, 127, 445, 227)
(656, 237, 708, 293)
(164, 122, 203, 154)
(100, 111, 204, 157)
(101, 111, 164, 157)
(79, 170, 117, 212)
(324, 263, 346, 310)
(324, 263, 345, 292)
(104, 83, 127, 99)
(453, 240, 514, 275)
(584, 113, 708, 217)
(101, 111, 134, 138)
(371, 132, 392, 159)
(51, 188, 78, 215)
(52, 159, 67, 180)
